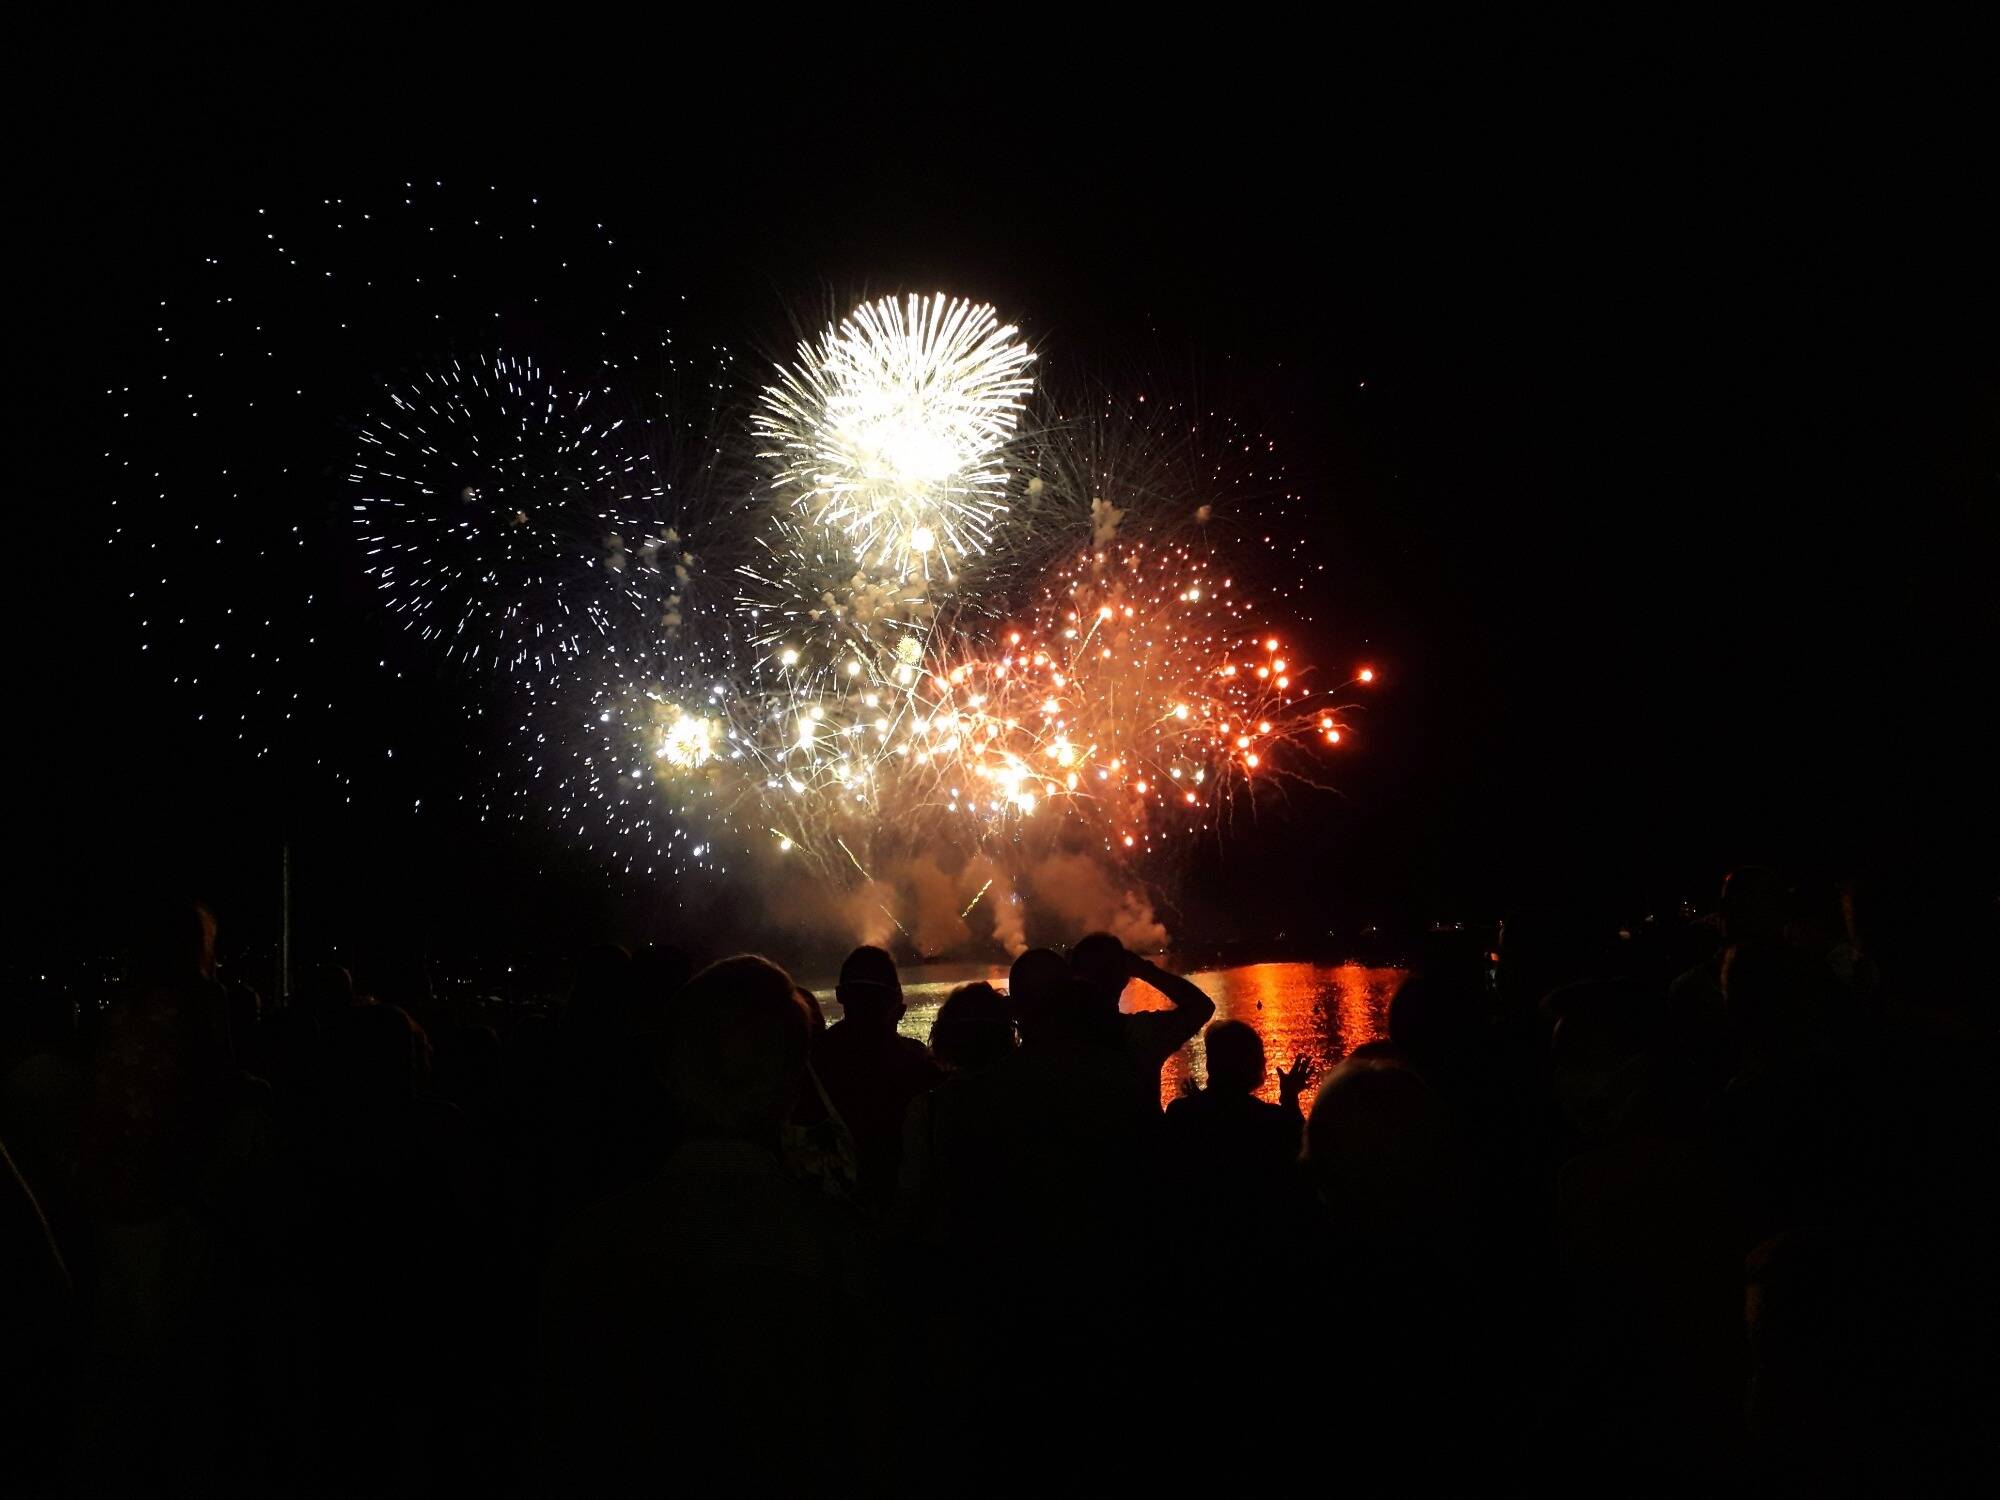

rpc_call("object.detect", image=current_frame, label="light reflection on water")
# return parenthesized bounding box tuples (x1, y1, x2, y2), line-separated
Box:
(816, 961, 1405, 1109)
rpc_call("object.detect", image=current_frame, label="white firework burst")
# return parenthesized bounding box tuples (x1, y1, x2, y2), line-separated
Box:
(755, 293, 1036, 577)
(348, 352, 665, 681)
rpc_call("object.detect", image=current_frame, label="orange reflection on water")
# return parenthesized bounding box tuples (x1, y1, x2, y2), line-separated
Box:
(1150, 963, 1403, 1109)
(877, 960, 1404, 1111)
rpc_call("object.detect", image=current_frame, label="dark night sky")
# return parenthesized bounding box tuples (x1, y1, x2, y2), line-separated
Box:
(18, 33, 1997, 964)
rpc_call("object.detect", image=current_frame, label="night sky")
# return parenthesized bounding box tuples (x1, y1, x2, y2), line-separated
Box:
(20, 39, 1996, 966)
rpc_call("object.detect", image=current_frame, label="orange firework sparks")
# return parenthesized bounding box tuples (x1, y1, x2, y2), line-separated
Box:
(884, 535, 1354, 857)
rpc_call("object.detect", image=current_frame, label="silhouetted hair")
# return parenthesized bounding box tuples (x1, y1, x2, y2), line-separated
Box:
(667, 955, 810, 1139)
(127, 898, 217, 988)
(1542, 975, 1662, 1040)
(1007, 948, 1070, 1019)
(1305, 1055, 1449, 1219)
(1015, 977, 1103, 1047)
(1069, 932, 1128, 998)
(1720, 866, 1789, 946)
(1388, 973, 1488, 1063)
(930, 981, 1015, 1071)
(1498, 901, 1617, 1008)
(297, 962, 355, 1013)
(795, 986, 828, 1036)
(325, 1004, 428, 1102)
(1203, 1019, 1265, 1094)
(1721, 940, 1819, 1055)
(1844, 866, 1999, 1000)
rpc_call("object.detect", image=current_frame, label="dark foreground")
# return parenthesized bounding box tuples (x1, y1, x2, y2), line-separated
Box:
(3, 867, 1994, 1495)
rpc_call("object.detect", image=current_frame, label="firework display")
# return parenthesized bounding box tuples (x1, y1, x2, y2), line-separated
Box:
(349, 352, 663, 680)
(121, 188, 1373, 934)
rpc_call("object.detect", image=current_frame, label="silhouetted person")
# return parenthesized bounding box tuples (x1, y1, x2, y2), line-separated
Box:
(1069, 931, 1217, 1102)
(1293, 1053, 1503, 1486)
(1670, 865, 1790, 1089)
(897, 981, 1019, 1245)
(1836, 868, 2000, 1476)
(1306, 1053, 1453, 1253)
(1495, 898, 1622, 1047)
(811, 945, 941, 1208)
(1547, 978, 1741, 1490)
(884, 980, 1020, 1470)
(310, 1002, 485, 1490)
(795, 983, 828, 1037)
(533, 943, 675, 1239)
(1006, 946, 1071, 1023)
(1164, 1019, 1308, 1177)
(75, 898, 295, 1491)
(1162, 1019, 1310, 1286)
(1389, 969, 1489, 1078)
(542, 955, 885, 1488)
(127, 896, 219, 989)
(1743, 1225, 1918, 1493)
(1712, 940, 1854, 1243)
(898, 962, 1169, 1485)
(1, 1133, 71, 1489)
(0, 971, 87, 1271)
(928, 980, 1016, 1073)
(295, 960, 356, 1013)
(785, 987, 860, 1202)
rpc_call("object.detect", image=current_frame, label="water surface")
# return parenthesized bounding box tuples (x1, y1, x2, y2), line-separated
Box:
(816, 960, 1403, 1108)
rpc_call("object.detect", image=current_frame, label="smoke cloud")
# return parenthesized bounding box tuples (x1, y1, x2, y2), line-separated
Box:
(730, 842, 1167, 963)
(1024, 851, 1169, 952)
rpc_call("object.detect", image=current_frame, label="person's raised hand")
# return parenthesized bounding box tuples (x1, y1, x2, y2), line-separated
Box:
(1276, 1054, 1315, 1108)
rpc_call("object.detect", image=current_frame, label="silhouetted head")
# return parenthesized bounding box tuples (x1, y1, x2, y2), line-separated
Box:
(297, 962, 356, 1013)
(1008, 948, 1070, 1019)
(1496, 901, 1615, 1013)
(666, 955, 810, 1142)
(1721, 940, 1820, 1062)
(1843, 866, 1999, 1007)
(127, 898, 217, 989)
(794, 986, 827, 1037)
(835, 945, 903, 1027)
(930, 981, 1016, 1071)
(631, 943, 695, 1027)
(1203, 1019, 1266, 1095)
(326, 1004, 429, 1103)
(1784, 875, 1846, 956)
(1547, 978, 1664, 1137)
(1344, 1040, 1407, 1064)
(1069, 932, 1129, 1006)
(1305, 1056, 1450, 1238)
(354, 941, 435, 1020)
(1720, 866, 1789, 946)
(1014, 978, 1102, 1048)
(1388, 973, 1488, 1067)
(1411, 928, 1492, 995)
